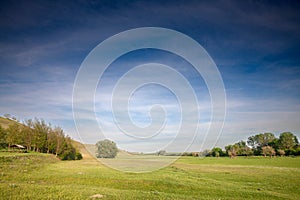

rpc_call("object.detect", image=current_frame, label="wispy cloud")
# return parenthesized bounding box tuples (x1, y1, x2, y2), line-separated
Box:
(0, 0, 299, 152)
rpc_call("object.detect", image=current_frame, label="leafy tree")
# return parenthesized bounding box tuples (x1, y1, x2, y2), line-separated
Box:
(235, 140, 253, 156)
(6, 123, 22, 148)
(262, 146, 276, 158)
(247, 133, 276, 155)
(51, 127, 65, 156)
(96, 139, 118, 158)
(224, 141, 252, 157)
(157, 150, 166, 156)
(278, 149, 285, 157)
(295, 145, 300, 156)
(279, 132, 298, 150)
(225, 144, 238, 158)
(268, 138, 280, 150)
(58, 136, 76, 160)
(247, 133, 275, 148)
(247, 136, 256, 148)
(47, 129, 57, 154)
(210, 147, 224, 157)
(1, 116, 82, 160)
(20, 125, 34, 151)
(32, 119, 49, 152)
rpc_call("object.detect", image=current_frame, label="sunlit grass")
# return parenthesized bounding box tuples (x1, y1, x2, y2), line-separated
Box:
(0, 152, 299, 199)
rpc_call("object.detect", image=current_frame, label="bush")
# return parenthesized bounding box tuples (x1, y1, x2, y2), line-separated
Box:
(75, 152, 83, 160)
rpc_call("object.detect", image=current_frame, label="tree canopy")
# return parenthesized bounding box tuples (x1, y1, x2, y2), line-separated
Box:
(96, 139, 118, 158)
(0, 117, 82, 160)
(207, 132, 299, 158)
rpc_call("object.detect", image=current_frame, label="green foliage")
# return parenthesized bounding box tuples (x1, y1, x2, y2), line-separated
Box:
(76, 152, 83, 160)
(96, 139, 118, 158)
(234, 140, 253, 156)
(6, 123, 22, 147)
(209, 147, 225, 157)
(278, 149, 285, 157)
(0, 115, 82, 160)
(225, 144, 237, 158)
(279, 132, 298, 150)
(247, 133, 276, 149)
(261, 146, 276, 157)
(224, 132, 300, 157)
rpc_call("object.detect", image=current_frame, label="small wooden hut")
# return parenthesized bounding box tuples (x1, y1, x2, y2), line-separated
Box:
(10, 144, 26, 152)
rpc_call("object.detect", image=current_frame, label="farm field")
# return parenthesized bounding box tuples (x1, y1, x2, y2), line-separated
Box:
(0, 152, 299, 200)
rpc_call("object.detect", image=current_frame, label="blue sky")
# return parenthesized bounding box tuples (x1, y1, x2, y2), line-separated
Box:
(0, 0, 299, 152)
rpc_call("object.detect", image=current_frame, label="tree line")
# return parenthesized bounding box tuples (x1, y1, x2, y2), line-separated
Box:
(207, 132, 299, 158)
(0, 117, 82, 160)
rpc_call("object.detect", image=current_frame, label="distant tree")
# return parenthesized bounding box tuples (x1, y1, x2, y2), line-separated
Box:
(268, 138, 280, 150)
(247, 133, 275, 148)
(279, 132, 298, 150)
(225, 144, 238, 158)
(157, 150, 166, 156)
(96, 139, 118, 158)
(6, 123, 22, 148)
(199, 149, 210, 157)
(295, 145, 300, 156)
(262, 146, 276, 158)
(247, 135, 256, 148)
(1, 116, 81, 160)
(192, 152, 199, 157)
(32, 119, 48, 152)
(235, 140, 253, 156)
(247, 133, 276, 155)
(20, 125, 34, 151)
(210, 147, 224, 157)
(278, 149, 285, 157)
(59, 136, 76, 160)
(47, 128, 57, 154)
(56, 128, 66, 156)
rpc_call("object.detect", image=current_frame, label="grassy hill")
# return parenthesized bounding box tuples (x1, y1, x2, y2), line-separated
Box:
(71, 141, 94, 160)
(0, 116, 18, 129)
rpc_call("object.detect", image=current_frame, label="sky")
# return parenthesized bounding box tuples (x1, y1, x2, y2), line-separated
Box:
(0, 0, 300, 152)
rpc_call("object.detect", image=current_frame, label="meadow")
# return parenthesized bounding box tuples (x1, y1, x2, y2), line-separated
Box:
(0, 151, 299, 200)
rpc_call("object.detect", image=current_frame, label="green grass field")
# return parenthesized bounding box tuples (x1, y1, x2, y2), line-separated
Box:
(0, 152, 299, 200)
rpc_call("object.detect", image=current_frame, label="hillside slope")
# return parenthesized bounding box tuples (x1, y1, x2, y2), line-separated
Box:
(0, 116, 18, 129)
(72, 140, 94, 160)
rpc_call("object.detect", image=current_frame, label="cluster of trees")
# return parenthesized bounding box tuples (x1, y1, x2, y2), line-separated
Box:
(207, 132, 299, 158)
(0, 117, 82, 160)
